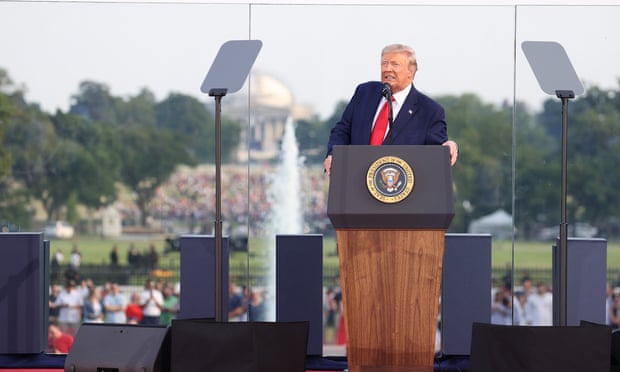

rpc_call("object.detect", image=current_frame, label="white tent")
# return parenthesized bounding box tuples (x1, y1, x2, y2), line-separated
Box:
(468, 209, 514, 239)
(101, 206, 122, 237)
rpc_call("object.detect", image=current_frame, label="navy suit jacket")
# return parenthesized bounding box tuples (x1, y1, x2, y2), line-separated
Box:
(326, 81, 448, 156)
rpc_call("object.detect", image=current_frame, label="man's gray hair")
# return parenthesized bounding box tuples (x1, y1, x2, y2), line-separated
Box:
(381, 44, 418, 70)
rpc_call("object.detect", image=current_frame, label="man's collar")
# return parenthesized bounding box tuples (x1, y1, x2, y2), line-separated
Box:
(392, 83, 412, 105)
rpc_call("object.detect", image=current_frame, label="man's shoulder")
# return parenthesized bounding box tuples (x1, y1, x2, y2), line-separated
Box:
(357, 81, 382, 90)
(411, 85, 439, 103)
(412, 88, 444, 112)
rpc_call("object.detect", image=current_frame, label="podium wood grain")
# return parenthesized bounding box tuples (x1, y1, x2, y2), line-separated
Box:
(336, 229, 445, 370)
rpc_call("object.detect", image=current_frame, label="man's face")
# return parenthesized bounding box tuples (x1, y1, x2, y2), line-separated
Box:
(381, 51, 416, 93)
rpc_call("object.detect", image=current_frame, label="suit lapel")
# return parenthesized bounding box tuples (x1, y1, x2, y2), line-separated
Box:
(390, 85, 419, 141)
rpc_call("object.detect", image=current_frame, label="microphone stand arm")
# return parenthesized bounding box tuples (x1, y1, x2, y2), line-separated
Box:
(387, 96, 394, 144)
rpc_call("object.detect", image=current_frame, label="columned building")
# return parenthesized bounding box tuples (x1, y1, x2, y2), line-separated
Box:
(222, 72, 312, 162)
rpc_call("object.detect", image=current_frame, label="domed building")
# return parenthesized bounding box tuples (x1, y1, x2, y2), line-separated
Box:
(222, 72, 312, 162)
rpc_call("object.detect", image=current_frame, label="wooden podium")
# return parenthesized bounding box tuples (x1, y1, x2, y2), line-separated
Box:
(327, 145, 454, 372)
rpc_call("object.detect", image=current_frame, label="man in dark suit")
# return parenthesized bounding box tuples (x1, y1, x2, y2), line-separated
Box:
(324, 43, 458, 175)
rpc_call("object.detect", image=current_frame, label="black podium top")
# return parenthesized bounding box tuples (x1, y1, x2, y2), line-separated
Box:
(327, 145, 455, 229)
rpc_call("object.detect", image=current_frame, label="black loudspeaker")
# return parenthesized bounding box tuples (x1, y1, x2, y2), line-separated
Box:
(580, 320, 620, 368)
(469, 322, 611, 372)
(170, 319, 309, 372)
(64, 324, 170, 372)
(613, 330, 620, 372)
(0, 233, 47, 354)
(275, 234, 323, 356)
(442, 234, 491, 355)
(178, 235, 229, 319)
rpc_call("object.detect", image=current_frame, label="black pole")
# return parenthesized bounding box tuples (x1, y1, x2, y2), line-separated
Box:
(556, 89, 574, 327)
(210, 88, 227, 322)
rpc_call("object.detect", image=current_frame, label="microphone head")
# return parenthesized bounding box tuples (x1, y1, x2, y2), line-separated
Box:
(381, 82, 392, 98)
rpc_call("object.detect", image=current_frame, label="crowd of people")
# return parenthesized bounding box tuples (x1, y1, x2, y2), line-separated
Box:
(323, 277, 345, 345)
(48, 278, 180, 354)
(491, 276, 554, 326)
(46, 273, 274, 354)
(491, 275, 620, 332)
(117, 164, 331, 237)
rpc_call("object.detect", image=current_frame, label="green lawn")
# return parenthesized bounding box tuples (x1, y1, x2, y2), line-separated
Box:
(491, 239, 620, 269)
(48, 235, 172, 266)
(48, 235, 620, 282)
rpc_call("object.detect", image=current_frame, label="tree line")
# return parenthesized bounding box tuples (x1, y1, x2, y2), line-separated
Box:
(0, 69, 240, 228)
(2, 67, 620, 239)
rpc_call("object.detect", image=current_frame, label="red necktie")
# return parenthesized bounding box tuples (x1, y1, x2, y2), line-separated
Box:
(369, 98, 392, 145)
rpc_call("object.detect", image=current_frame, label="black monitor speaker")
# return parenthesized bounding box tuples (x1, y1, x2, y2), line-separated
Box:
(64, 324, 170, 372)
(170, 319, 308, 372)
(470, 322, 611, 372)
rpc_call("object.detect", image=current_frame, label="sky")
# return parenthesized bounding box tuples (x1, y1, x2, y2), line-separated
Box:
(1, 1, 620, 120)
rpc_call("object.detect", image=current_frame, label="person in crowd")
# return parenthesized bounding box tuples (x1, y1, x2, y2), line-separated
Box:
(53, 249, 64, 266)
(103, 282, 127, 324)
(63, 265, 80, 285)
(491, 289, 512, 325)
(521, 275, 534, 297)
(78, 278, 94, 299)
(146, 244, 159, 271)
(609, 291, 620, 330)
(524, 282, 553, 325)
(332, 277, 345, 345)
(160, 282, 179, 326)
(127, 244, 141, 272)
(248, 288, 266, 321)
(156, 278, 166, 293)
(54, 280, 83, 337)
(125, 292, 143, 324)
(69, 244, 81, 271)
(228, 281, 247, 322)
(100, 281, 112, 299)
(323, 43, 458, 176)
(139, 279, 163, 325)
(48, 321, 74, 354)
(512, 290, 526, 325)
(110, 245, 119, 266)
(606, 282, 614, 326)
(49, 284, 61, 324)
(324, 287, 339, 344)
(82, 286, 104, 323)
(51, 249, 64, 283)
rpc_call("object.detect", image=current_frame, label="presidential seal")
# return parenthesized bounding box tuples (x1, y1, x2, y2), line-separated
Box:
(366, 156, 415, 203)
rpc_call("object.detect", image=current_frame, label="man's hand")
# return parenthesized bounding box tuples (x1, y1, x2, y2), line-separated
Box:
(323, 155, 333, 176)
(443, 140, 458, 166)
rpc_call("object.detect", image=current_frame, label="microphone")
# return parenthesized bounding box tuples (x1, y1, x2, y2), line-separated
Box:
(381, 82, 392, 99)
(381, 83, 395, 144)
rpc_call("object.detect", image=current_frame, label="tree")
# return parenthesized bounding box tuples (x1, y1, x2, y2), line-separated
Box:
(536, 84, 620, 236)
(0, 69, 30, 228)
(0, 69, 15, 179)
(69, 81, 121, 123)
(50, 111, 120, 212)
(117, 88, 157, 127)
(295, 101, 347, 165)
(514, 102, 559, 239)
(3, 91, 62, 221)
(438, 94, 514, 233)
(118, 125, 195, 226)
(155, 93, 241, 163)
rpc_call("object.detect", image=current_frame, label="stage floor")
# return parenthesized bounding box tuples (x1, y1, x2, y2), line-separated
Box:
(0, 354, 471, 372)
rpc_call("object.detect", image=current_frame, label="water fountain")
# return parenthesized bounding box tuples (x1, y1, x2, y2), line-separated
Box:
(262, 115, 304, 320)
